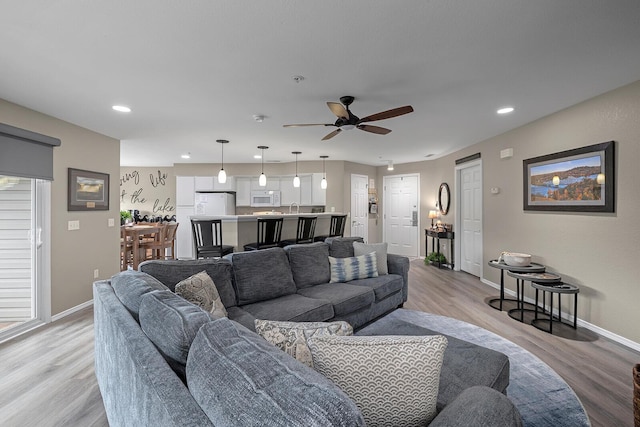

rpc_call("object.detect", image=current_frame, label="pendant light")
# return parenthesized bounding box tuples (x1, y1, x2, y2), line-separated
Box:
(292, 151, 301, 188)
(320, 155, 328, 189)
(216, 139, 229, 184)
(257, 145, 268, 187)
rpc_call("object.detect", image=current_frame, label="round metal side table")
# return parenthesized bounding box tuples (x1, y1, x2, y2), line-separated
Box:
(506, 271, 562, 323)
(487, 260, 546, 311)
(531, 281, 580, 334)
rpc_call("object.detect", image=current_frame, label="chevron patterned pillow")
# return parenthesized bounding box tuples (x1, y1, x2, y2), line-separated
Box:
(308, 335, 448, 426)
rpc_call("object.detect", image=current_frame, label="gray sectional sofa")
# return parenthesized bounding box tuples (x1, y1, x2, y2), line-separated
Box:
(94, 237, 522, 426)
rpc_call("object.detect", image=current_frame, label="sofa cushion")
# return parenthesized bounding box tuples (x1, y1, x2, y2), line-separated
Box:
(226, 306, 257, 331)
(186, 318, 366, 426)
(111, 270, 168, 321)
(241, 293, 334, 323)
(325, 236, 364, 258)
(329, 253, 378, 283)
(254, 319, 353, 367)
(175, 271, 228, 318)
(139, 259, 237, 308)
(230, 247, 297, 305)
(139, 290, 213, 378)
(297, 283, 375, 316)
(353, 241, 388, 275)
(349, 274, 403, 302)
(355, 317, 511, 410)
(285, 242, 331, 288)
(308, 335, 448, 426)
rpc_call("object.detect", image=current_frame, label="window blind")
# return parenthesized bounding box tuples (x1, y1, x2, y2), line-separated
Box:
(0, 123, 61, 181)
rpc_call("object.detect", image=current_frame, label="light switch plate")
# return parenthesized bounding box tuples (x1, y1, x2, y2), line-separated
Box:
(68, 220, 80, 231)
(108, 218, 115, 227)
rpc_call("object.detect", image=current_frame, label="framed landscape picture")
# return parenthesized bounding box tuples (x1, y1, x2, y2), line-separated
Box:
(523, 141, 614, 212)
(68, 168, 110, 211)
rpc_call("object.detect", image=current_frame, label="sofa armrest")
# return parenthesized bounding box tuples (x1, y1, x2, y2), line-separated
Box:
(429, 386, 523, 427)
(387, 253, 409, 302)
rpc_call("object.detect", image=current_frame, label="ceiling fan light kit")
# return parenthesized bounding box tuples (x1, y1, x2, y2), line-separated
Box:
(257, 145, 268, 186)
(216, 139, 229, 184)
(284, 95, 414, 141)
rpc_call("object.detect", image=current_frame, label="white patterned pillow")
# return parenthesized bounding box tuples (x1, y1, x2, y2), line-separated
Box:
(307, 335, 448, 426)
(175, 271, 227, 318)
(254, 320, 353, 367)
(329, 253, 378, 283)
(353, 241, 388, 275)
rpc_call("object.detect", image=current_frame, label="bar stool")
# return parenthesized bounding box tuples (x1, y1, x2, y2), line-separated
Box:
(191, 219, 234, 258)
(243, 217, 283, 251)
(280, 216, 317, 246)
(314, 214, 347, 242)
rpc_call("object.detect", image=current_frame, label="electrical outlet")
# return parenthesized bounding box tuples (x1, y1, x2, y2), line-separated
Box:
(68, 220, 80, 231)
(94, 269, 99, 279)
(108, 218, 115, 227)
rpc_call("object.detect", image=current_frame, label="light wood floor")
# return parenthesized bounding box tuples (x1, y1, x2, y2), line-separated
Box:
(0, 259, 637, 426)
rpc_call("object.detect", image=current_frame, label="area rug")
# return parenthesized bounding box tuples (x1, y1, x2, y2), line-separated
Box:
(357, 309, 590, 427)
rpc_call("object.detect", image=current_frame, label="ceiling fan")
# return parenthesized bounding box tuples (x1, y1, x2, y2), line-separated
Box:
(283, 96, 414, 141)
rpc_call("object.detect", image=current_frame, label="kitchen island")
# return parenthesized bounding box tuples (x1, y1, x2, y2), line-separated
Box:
(189, 212, 346, 253)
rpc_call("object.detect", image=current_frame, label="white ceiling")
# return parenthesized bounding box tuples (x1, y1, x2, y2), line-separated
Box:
(2, 1, 640, 167)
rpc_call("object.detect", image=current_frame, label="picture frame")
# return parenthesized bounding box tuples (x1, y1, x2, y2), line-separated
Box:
(523, 141, 614, 212)
(68, 168, 110, 211)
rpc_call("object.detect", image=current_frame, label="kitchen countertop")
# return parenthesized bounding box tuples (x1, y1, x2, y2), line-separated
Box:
(191, 212, 343, 222)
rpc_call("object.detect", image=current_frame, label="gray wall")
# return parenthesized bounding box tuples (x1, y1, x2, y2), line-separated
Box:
(0, 98, 120, 316)
(378, 80, 640, 344)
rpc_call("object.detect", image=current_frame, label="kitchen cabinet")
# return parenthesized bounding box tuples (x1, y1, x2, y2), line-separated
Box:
(236, 177, 251, 206)
(250, 177, 280, 191)
(311, 173, 326, 205)
(194, 176, 215, 191)
(300, 175, 313, 206)
(214, 176, 236, 191)
(279, 174, 324, 206)
(175, 206, 195, 259)
(279, 176, 298, 205)
(176, 176, 195, 206)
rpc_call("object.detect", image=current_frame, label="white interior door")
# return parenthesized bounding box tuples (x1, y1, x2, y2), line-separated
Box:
(383, 174, 419, 256)
(350, 174, 368, 242)
(458, 162, 482, 276)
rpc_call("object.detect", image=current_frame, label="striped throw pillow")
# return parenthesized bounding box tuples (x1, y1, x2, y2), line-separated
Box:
(329, 252, 378, 283)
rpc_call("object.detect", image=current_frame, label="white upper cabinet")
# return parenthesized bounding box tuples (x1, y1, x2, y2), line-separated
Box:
(311, 173, 326, 206)
(236, 177, 251, 206)
(194, 176, 215, 191)
(214, 176, 236, 191)
(176, 176, 195, 206)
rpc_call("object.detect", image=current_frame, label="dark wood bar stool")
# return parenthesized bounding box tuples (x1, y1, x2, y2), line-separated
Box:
(280, 216, 317, 246)
(243, 217, 283, 251)
(314, 214, 347, 242)
(191, 219, 234, 258)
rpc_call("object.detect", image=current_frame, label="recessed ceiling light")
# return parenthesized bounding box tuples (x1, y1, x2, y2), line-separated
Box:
(181, 153, 191, 159)
(497, 107, 514, 115)
(112, 105, 131, 113)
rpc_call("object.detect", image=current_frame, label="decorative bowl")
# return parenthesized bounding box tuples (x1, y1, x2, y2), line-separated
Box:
(500, 252, 531, 267)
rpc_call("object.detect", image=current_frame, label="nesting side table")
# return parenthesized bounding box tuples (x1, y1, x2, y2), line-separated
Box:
(531, 282, 580, 334)
(506, 271, 562, 323)
(487, 260, 546, 311)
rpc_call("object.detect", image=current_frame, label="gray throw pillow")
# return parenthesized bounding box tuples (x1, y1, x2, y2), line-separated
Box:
(254, 319, 353, 367)
(308, 334, 448, 426)
(353, 241, 388, 275)
(110, 270, 168, 321)
(175, 271, 227, 318)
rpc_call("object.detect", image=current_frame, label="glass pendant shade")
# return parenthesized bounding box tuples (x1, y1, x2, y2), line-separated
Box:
(293, 175, 300, 188)
(217, 139, 228, 184)
(218, 168, 227, 184)
(320, 155, 329, 190)
(321, 177, 327, 189)
(259, 173, 267, 187)
(257, 146, 268, 186)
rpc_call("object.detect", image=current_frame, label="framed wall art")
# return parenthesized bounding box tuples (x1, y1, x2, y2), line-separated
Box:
(523, 141, 614, 212)
(68, 168, 110, 211)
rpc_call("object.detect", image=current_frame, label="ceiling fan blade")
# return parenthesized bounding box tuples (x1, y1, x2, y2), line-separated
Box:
(283, 123, 334, 127)
(322, 129, 342, 141)
(327, 102, 349, 119)
(357, 124, 392, 135)
(358, 105, 414, 123)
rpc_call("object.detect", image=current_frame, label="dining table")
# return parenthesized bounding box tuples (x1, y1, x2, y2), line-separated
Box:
(121, 224, 164, 270)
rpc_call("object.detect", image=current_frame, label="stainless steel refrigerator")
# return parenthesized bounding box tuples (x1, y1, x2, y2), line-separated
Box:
(194, 191, 236, 215)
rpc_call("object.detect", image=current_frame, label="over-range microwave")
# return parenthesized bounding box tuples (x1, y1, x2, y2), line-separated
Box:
(250, 190, 281, 207)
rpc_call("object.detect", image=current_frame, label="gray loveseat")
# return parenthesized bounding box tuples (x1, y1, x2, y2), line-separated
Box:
(94, 237, 522, 426)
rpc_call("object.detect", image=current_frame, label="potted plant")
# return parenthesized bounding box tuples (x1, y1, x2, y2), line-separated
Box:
(424, 252, 447, 266)
(120, 210, 132, 225)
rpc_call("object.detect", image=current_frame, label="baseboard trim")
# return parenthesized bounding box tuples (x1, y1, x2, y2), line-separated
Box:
(480, 278, 640, 353)
(51, 299, 94, 322)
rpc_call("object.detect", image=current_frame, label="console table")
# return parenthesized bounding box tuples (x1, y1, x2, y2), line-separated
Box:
(425, 229, 454, 269)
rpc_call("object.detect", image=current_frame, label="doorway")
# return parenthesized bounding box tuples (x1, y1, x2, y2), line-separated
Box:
(350, 174, 368, 242)
(454, 160, 482, 276)
(0, 177, 51, 342)
(383, 174, 419, 256)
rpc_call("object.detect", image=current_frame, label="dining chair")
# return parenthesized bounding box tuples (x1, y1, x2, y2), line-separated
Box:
(314, 214, 347, 242)
(120, 226, 134, 271)
(138, 223, 168, 261)
(280, 216, 317, 246)
(191, 219, 234, 258)
(243, 217, 283, 251)
(159, 222, 179, 259)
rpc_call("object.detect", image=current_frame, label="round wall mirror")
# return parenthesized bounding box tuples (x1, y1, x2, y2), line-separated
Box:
(438, 183, 450, 215)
